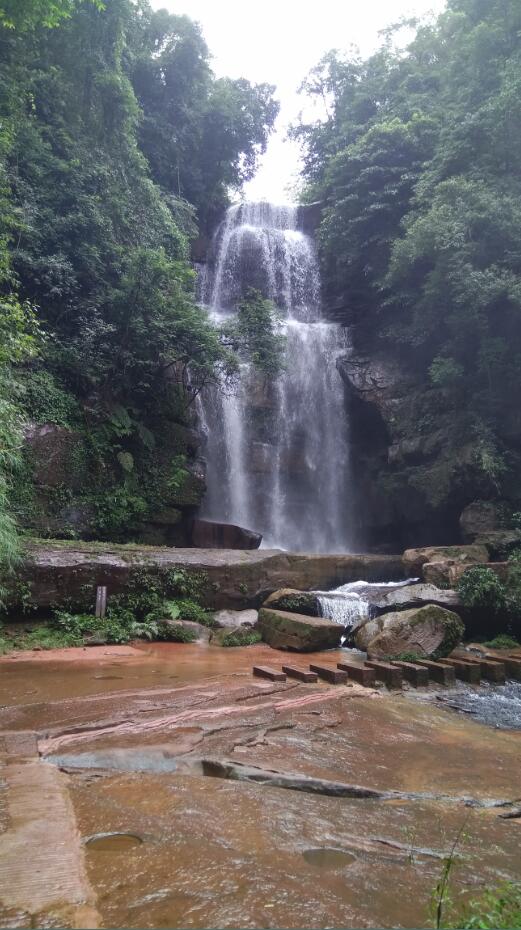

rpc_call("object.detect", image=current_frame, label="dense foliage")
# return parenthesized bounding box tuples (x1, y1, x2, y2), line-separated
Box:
(0, 0, 278, 557)
(295, 0, 521, 528)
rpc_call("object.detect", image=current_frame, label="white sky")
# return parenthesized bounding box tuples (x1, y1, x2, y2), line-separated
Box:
(151, 0, 446, 202)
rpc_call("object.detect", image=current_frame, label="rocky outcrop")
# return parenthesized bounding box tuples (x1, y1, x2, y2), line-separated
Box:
(424, 560, 510, 588)
(191, 519, 262, 550)
(257, 608, 341, 651)
(262, 589, 320, 616)
(403, 544, 489, 578)
(459, 501, 520, 558)
(355, 605, 464, 660)
(8, 539, 405, 611)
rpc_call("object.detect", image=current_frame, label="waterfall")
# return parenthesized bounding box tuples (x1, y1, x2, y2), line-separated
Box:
(199, 202, 353, 553)
(317, 579, 419, 629)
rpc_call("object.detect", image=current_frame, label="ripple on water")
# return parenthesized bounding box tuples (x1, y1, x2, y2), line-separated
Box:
(438, 680, 521, 729)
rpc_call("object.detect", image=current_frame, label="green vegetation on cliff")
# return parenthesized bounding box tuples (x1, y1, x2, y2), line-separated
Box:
(0, 0, 279, 556)
(295, 0, 521, 536)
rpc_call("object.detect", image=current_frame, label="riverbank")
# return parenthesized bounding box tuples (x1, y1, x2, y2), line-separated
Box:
(1, 641, 520, 928)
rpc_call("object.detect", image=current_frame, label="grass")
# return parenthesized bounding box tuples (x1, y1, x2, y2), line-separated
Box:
(443, 882, 521, 928)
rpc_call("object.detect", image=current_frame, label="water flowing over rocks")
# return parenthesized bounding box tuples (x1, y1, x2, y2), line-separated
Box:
(199, 202, 353, 552)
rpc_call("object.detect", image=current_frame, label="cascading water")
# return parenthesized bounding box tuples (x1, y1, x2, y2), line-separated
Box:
(316, 579, 420, 630)
(199, 202, 352, 552)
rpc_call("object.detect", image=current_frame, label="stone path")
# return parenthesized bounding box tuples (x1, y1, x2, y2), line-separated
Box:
(0, 731, 99, 929)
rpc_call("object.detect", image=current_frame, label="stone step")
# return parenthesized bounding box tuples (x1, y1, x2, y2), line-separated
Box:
(504, 656, 521, 681)
(416, 659, 456, 688)
(309, 664, 348, 685)
(282, 665, 318, 683)
(253, 666, 286, 682)
(456, 656, 506, 683)
(337, 663, 376, 687)
(364, 660, 403, 690)
(440, 658, 481, 683)
(415, 659, 456, 685)
(391, 661, 429, 687)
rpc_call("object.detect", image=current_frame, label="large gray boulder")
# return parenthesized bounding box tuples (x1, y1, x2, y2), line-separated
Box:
(212, 609, 258, 629)
(355, 605, 464, 660)
(374, 583, 461, 613)
(257, 608, 341, 652)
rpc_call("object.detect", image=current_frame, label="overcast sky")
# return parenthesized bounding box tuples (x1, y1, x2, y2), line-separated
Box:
(151, 0, 446, 202)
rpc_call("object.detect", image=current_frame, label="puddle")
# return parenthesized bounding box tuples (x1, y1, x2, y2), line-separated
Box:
(47, 747, 180, 773)
(302, 847, 357, 868)
(85, 832, 143, 851)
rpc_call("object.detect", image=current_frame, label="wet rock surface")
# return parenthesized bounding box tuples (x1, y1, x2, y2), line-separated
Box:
(1, 642, 521, 929)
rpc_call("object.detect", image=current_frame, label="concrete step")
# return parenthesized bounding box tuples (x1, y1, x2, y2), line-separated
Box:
(391, 660, 429, 687)
(337, 663, 376, 687)
(365, 660, 403, 690)
(440, 658, 481, 683)
(253, 666, 286, 682)
(309, 664, 349, 685)
(456, 656, 506, 683)
(282, 665, 318, 683)
(414, 659, 456, 685)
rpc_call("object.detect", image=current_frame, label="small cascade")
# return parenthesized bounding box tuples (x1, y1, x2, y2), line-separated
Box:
(317, 579, 418, 630)
(199, 201, 353, 552)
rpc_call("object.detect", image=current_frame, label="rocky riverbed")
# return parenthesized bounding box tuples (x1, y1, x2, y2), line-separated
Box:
(1, 641, 520, 929)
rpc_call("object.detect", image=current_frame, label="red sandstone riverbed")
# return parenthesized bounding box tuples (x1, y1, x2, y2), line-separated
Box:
(1, 642, 520, 928)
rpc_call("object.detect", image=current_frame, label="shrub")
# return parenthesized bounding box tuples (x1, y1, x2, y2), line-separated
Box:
(482, 634, 519, 650)
(445, 882, 521, 929)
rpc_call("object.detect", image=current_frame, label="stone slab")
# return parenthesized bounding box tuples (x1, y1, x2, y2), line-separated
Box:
(337, 663, 376, 687)
(441, 658, 481, 683)
(457, 656, 506, 683)
(309, 665, 348, 685)
(415, 659, 456, 685)
(391, 661, 429, 687)
(253, 666, 286, 682)
(282, 666, 318, 683)
(10, 540, 405, 611)
(364, 661, 403, 689)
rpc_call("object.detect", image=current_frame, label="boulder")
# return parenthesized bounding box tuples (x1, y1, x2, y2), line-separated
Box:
(374, 583, 461, 614)
(353, 618, 382, 652)
(402, 544, 489, 578)
(262, 589, 320, 617)
(424, 560, 510, 588)
(356, 605, 465, 660)
(161, 619, 211, 643)
(212, 609, 258, 629)
(191, 519, 262, 550)
(257, 608, 342, 652)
